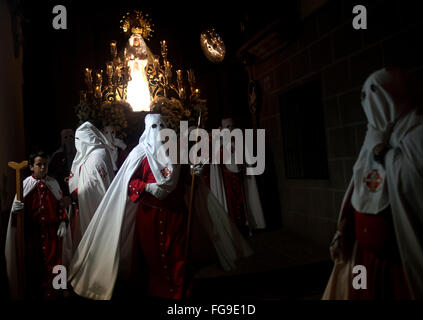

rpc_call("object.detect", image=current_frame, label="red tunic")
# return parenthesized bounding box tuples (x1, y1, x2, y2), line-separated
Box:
(350, 209, 410, 299)
(219, 144, 249, 236)
(128, 158, 190, 299)
(23, 177, 68, 299)
(222, 166, 249, 234)
(205, 141, 249, 235)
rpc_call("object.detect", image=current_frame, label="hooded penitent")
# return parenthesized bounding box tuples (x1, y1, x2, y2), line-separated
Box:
(68, 114, 180, 300)
(68, 122, 116, 250)
(324, 68, 423, 299)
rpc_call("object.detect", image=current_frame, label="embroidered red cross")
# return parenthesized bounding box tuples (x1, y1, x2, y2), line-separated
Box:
(98, 167, 108, 178)
(363, 170, 383, 192)
(161, 167, 171, 178)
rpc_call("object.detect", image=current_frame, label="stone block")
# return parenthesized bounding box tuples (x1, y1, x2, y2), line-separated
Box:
(327, 127, 355, 158)
(323, 60, 350, 97)
(328, 160, 346, 189)
(343, 158, 356, 187)
(287, 188, 312, 215)
(355, 122, 367, 153)
(291, 50, 310, 80)
(310, 35, 333, 72)
(323, 97, 340, 128)
(383, 23, 423, 70)
(333, 22, 363, 60)
(350, 44, 384, 87)
(311, 189, 335, 220)
(399, 2, 423, 27)
(299, 15, 318, 48)
(274, 62, 291, 91)
(362, 1, 401, 46)
(317, 0, 344, 37)
(343, 125, 357, 157)
(339, 88, 365, 125)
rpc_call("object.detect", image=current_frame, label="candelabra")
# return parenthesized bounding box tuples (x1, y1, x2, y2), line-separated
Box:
(76, 10, 207, 134)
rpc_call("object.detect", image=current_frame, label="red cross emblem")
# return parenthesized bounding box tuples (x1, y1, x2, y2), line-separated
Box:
(161, 167, 171, 178)
(363, 170, 383, 192)
(98, 167, 108, 178)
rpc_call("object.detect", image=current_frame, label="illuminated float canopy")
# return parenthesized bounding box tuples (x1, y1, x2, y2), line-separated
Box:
(75, 10, 208, 138)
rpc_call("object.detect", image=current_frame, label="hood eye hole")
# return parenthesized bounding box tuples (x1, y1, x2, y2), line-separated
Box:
(160, 123, 164, 128)
(152, 124, 157, 129)
(361, 91, 366, 100)
(370, 84, 377, 92)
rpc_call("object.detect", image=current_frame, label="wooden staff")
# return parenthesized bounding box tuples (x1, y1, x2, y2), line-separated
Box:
(184, 112, 201, 260)
(8, 160, 28, 299)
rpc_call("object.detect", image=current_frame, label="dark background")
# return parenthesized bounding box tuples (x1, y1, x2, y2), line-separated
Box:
(19, 0, 296, 154)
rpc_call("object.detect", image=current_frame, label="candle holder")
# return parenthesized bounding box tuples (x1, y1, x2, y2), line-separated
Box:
(110, 41, 117, 59)
(84, 68, 93, 93)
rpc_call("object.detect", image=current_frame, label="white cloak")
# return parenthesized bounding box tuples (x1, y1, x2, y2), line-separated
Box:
(191, 176, 253, 270)
(69, 122, 116, 250)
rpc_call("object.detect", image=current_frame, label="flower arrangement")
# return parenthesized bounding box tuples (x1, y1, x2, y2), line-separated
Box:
(150, 96, 191, 134)
(150, 96, 209, 133)
(74, 101, 98, 126)
(98, 101, 131, 138)
(74, 99, 131, 139)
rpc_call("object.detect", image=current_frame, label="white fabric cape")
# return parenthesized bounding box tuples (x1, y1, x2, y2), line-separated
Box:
(190, 176, 253, 270)
(67, 143, 144, 300)
(68, 122, 116, 250)
(5, 175, 72, 299)
(70, 149, 115, 251)
(385, 122, 423, 299)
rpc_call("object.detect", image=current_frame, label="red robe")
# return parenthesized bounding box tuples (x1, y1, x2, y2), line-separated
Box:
(206, 137, 249, 236)
(128, 158, 190, 299)
(22, 176, 68, 299)
(217, 143, 249, 236)
(221, 166, 249, 235)
(350, 208, 410, 299)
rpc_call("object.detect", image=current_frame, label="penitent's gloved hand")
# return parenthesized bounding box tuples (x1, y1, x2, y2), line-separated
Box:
(190, 163, 204, 176)
(329, 230, 346, 263)
(145, 183, 167, 200)
(57, 221, 67, 238)
(12, 200, 24, 212)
